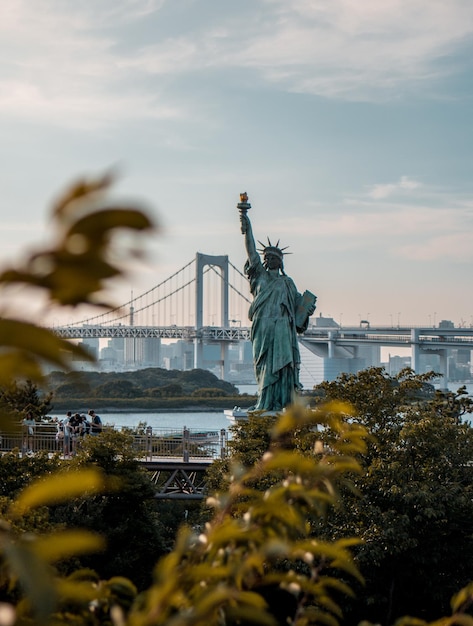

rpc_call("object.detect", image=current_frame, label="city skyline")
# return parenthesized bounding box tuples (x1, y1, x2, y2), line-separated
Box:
(1, 1, 472, 328)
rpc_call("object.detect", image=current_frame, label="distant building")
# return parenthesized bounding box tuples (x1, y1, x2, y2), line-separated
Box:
(387, 355, 411, 376)
(299, 316, 381, 389)
(76, 338, 99, 360)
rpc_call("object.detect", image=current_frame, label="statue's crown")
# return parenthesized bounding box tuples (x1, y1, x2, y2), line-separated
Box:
(257, 238, 289, 261)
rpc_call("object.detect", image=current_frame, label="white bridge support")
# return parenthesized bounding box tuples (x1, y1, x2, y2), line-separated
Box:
(411, 329, 421, 373)
(437, 349, 449, 390)
(411, 328, 448, 388)
(194, 253, 229, 379)
(328, 331, 336, 359)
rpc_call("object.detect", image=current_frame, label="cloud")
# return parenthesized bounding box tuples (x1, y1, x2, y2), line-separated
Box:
(268, 187, 473, 263)
(240, 0, 473, 99)
(1, 0, 471, 132)
(367, 176, 422, 199)
(0, 1, 182, 128)
(112, 1, 473, 102)
(0, 79, 182, 130)
(399, 232, 473, 261)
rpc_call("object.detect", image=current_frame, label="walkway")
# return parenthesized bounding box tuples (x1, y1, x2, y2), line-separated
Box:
(0, 424, 228, 499)
(0, 423, 227, 458)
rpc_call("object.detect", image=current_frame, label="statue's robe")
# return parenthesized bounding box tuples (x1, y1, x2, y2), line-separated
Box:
(245, 257, 308, 411)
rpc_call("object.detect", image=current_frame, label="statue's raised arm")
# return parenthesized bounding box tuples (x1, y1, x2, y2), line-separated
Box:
(237, 193, 317, 413)
(238, 192, 259, 266)
(241, 213, 260, 266)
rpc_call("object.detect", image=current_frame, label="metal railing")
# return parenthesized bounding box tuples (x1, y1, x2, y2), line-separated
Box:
(128, 426, 228, 461)
(0, 424, 228, 461)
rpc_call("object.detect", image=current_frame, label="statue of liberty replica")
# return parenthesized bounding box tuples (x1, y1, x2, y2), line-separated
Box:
(238, 193, 317, 412)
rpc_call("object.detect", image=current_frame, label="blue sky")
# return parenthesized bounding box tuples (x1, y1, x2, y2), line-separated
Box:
(1, 0, 473, 328)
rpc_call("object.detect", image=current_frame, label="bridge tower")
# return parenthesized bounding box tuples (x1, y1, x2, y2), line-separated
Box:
(194, 253, 229, 379)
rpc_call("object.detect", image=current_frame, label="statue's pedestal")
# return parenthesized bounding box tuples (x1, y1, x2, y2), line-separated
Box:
(223, 406, 248, 423)
(224, 407, 284, 423)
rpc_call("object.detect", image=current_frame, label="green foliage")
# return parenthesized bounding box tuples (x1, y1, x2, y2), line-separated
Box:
(160, 382, 184, 397)
(0, 379, 53, 425)
(94, 379, 141, 398)
(0, 320, 92, 390)
(192, 387, 230, 397)
(0, 173, 155, 622)
(0, 467, 108, 623)
(54, 380, 92, 398)
(51, 395, 247, 412)
(129, 402, 368, 626)
(0, 451, 62, 498)
(314, 367, 473, 624)
(49, 430, 167, 589)
(46, 367, 240, 409)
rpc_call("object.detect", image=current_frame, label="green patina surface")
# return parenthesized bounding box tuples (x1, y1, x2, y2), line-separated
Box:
(239, 196, 316, 411)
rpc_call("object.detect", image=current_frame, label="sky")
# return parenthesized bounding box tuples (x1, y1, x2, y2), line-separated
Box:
(1, 0, 473, 328)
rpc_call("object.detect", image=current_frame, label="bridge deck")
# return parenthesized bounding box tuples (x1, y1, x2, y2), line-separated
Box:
(0, 427, 222, 499)
(0, 425, 228, 463)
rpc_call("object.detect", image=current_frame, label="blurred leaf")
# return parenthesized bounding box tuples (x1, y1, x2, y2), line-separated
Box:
(3, 541, 57, 623)
(66, 207, 153, 243)
(0, 320, 92, 375)
(0, 174, 155, 308)
(451, 583, 473, 613)
(56, 577, 101, 603)
(32, 530, 105, 562)
(51, 171, 115, 218)
(10, 468, 106, 517)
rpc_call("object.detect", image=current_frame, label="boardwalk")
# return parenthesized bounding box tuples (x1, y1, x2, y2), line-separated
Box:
(0, 423, 228, 459)
(0, 424, 228, 499)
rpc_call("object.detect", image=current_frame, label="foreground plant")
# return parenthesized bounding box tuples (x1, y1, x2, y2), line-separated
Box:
(128, 402, 368, 626)
(0, 171, 154, 399)
(0, 173, 154, 623)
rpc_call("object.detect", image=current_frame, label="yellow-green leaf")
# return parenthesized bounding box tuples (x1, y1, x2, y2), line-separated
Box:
(10, 468, 105, 517)
(32, 530, 105, 562)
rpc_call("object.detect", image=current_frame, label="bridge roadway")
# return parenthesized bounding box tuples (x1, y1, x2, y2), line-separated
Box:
(53, 324, 251, 341)
(53, 323, 473, 349)
(53, 323, 473, 386)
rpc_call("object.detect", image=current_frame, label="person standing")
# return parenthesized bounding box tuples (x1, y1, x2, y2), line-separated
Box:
(22, 411, 36, 454)
(89, 410, 102, 435)
(62, 411, 73, 457)
(239, 195, 316, 412)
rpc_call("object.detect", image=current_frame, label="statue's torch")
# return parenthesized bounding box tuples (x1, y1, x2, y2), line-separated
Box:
(237, 192, 251, 234)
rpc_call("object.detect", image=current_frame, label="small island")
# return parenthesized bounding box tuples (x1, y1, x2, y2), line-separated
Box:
(44, 367, 257, 411)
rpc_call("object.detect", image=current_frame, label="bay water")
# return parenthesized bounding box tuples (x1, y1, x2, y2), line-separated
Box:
(86, 410, 232, 432)
(53, 382, 471, 432)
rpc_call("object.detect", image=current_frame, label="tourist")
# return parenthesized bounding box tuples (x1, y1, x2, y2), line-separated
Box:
(22, 411, 36, 454)
(89, 409, 102, 434)
(62, 411, 73, 457)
